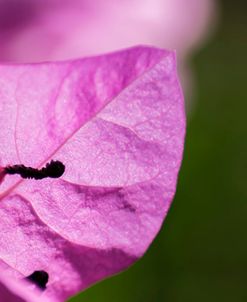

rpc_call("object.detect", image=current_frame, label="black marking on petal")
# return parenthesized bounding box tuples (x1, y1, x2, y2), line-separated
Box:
(25, 270, 49, 290)
(5, 160, 65, 180)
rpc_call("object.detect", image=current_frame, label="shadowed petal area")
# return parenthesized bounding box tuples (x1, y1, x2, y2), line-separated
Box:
(0, 194, 136, 301)
(0, 270, 52, 302)
(0, 46, 185, 301)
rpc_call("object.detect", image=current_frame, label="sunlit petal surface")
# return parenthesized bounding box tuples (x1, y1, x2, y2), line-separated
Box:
(0, 46, 185, 301)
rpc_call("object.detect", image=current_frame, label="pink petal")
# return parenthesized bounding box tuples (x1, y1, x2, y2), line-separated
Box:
(0, 0, 217, 62)
(0, 46, 185, 301)
(0, 271, 51, 302)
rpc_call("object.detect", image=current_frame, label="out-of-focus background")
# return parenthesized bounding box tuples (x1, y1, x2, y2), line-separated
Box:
(70, 1, 247, 301)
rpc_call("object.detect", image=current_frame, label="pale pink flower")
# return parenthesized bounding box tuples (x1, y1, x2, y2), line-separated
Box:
(0, 0, 217, 63)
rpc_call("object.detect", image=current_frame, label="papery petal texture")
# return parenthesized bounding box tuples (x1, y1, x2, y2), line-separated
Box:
(0, 46, 185, 301)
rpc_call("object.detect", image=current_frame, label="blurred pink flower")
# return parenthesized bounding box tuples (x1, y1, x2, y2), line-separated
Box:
(0, 0, 218, 104)
(0, 0, 217, 63)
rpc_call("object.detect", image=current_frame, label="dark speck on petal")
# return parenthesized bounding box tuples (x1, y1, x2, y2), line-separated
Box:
(25, 270, 49, 290)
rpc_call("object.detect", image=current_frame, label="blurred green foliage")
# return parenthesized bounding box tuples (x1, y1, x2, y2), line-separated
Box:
(70, 1, 247, 301)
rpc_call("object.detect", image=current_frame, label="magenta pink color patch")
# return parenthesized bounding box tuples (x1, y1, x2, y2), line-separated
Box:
(0, 46, 185, 301)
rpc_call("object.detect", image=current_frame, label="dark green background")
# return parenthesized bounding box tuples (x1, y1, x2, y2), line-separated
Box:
(70, 1, 247, 301)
